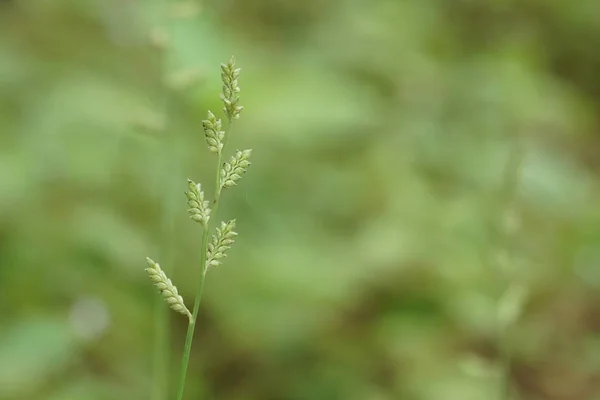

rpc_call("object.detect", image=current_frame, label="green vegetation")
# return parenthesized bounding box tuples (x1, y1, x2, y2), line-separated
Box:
(0, 1, 599, 399)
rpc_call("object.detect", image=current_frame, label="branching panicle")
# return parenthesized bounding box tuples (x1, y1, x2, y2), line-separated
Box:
(207, 220, 238, 268)
(146, 258, 193, 323)
(220, 56, 243, 120)
(202, 111, 225, 154)
(185, 179, 211, 226)
(221, 149, 252, 190)
(144, 56, 251, 400)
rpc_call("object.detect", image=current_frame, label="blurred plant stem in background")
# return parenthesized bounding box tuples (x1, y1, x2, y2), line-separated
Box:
(153, 104, 180, 400)
(152, 5, 178, 400)
(494, 138, 528, 400)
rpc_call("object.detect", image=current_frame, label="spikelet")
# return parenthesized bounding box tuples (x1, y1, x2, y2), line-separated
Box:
(145, 258, 193, 323)
(186, 179, 211, 226)
(220, 56, 243, 120)
(220, 149, 252, 190)
(202, 111, 225, 154)
(206, 220, 237, 268)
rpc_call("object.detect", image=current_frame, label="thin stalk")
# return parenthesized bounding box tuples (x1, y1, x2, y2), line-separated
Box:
(152, 38, 177, 400)
(175, 117, 235, 400)
(495, 140, 525, 400)
(175, 228, 209, 400)
(151, 0, 193, 393)
(153, 137, 179, 400)
(152, 305, 167, 400)
(152, 216, 173, 400)
(213, 117, 233, 205)
(214, 153, 223, 204)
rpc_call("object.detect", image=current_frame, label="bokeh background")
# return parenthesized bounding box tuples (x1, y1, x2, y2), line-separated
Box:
(1, 1, 600, 399)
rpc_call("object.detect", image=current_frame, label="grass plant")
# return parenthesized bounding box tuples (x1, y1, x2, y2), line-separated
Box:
(145, 56, 251, 400)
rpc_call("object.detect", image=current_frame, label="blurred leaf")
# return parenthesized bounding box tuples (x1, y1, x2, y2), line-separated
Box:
(0, 317, 75, 399)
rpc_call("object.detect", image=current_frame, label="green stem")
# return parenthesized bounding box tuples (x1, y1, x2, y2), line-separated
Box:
(214, 152, 223, 205)
(214, 116, 233, 205)
(152, 245, 170, 400)
(175, 117, 234, 399)
(152, 302, 168, 400)
(175, 225, 209, 400)
(152, 22, 177, 400)
(153, 138, 179, 400)
(495, 140, 525, 400)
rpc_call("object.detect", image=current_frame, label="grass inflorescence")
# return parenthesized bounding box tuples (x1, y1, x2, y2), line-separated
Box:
(145, 56, 251, 400)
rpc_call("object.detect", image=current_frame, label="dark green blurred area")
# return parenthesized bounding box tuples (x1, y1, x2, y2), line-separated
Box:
(1, 0, 600, 399)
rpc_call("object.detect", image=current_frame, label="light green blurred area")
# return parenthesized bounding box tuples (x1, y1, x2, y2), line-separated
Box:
(1, 1, 600, 399)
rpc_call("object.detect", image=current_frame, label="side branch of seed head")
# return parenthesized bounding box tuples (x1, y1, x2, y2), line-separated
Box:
(202, 111, 225, 154)
(186, 179, 211, 227)
(145, 257, 193, 323)
(221, 149, 252, 190)
(207, 220, 237, 268)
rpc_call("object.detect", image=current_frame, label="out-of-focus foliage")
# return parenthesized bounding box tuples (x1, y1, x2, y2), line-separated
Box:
(1, 0, 600, 399)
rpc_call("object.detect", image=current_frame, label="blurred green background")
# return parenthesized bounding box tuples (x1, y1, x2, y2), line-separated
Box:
(1, 0, 600, 399)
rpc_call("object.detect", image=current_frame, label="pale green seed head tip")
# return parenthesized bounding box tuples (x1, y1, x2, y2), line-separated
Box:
(219, 56, 242, 120)
(220, 56, 237, 73)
